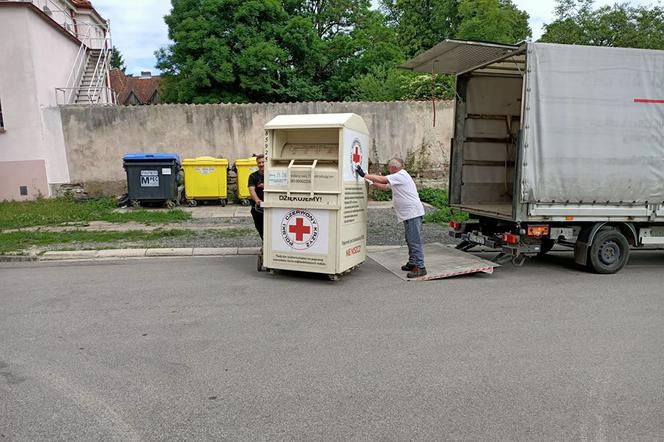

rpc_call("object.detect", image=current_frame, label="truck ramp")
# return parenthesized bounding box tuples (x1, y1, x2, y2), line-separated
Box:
(368, 243, 499, 281)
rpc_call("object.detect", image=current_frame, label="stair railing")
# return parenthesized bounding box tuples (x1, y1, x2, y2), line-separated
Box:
(84, 30, 112, 103)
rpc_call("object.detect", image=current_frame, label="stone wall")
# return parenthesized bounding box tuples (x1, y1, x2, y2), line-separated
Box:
(58, 100, 454, 195)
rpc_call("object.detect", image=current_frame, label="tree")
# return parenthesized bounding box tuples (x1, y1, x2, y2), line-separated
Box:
(110, 46, 126, 72)
(541, 0, 664, 49)
(156, 0, 391, 103)
(353, 0, 531, 102)
(456, 0, 531, 44)
(381, 0, 460, 59)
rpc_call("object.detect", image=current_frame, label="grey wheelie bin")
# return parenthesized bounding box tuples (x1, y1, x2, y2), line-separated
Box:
(123, 153, 182, 207)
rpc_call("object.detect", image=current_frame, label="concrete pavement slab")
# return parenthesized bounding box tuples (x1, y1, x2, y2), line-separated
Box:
(145, 248, 194, 257)
(41, 250, 98, 260)
(193, 247, 238, 256)
(238, 247, 260, 255)
(96, 249, 147, 258)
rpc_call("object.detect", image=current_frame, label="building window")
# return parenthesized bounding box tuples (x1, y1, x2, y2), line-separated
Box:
(0, 99, 4, 131)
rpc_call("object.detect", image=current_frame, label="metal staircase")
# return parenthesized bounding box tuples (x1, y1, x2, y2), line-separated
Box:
(51, 5, 114, 105)
(75, 49, 104, 104)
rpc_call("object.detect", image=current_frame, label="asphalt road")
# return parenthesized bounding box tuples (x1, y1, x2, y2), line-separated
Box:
(1, 250, 663, 441)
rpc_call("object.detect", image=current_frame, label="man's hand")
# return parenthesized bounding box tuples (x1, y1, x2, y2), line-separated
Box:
(356, 165, 366, 177)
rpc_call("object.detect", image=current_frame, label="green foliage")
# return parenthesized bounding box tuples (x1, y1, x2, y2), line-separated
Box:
(417, 187, 448, 208)
(110, 46, 126, 72)
(383, 0, 530, 60)
(350, 68, 455, 102)
(541, 0, 664, 49)
(350, 66, 407, 101)
(423, 206, 469, 224)
(417, 187, 468, 224)
(0, 197, 191, 229)
(370, 188, 392, 201)
(456, 0, 531, 44)
(352, 0, 530, 102)
(0, 229, 194, 254)
(157, 0, 404, 103)
(402, 73, 455, 101)
(381, 0, 460, 58)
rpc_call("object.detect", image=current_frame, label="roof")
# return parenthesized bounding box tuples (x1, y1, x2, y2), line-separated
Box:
(265, 113, 369, 133)
(71, 0, 93, 9)
(400, 40, 521, 75)
(110, 69, 162, 105)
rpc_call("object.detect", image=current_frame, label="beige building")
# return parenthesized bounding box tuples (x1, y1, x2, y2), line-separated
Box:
(0, 0, 112, 200)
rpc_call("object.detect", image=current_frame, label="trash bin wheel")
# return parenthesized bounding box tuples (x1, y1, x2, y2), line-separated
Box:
(328, 274, 340, 281)
(188, 199, 198, 207)
(256, 254, 263, 272)
(220, 199, 227, 207)
(241, 199, 251, 206)
(130, 200, 141, 208)
(165, 200, 177, 209)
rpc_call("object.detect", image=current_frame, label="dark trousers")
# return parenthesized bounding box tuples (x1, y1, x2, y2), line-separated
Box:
(251, 207, 264, 240)
(404, 216, 424, 268)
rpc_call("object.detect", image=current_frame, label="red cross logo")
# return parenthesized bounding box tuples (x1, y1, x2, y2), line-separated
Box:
(288, 217, 311, 241)
(280, 209, 320, 250)
(352, 145, 361, 164)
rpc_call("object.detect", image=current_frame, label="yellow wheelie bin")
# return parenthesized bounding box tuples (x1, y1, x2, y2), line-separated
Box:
(234, 157, 258, 206)
(182, 156, 229, 206)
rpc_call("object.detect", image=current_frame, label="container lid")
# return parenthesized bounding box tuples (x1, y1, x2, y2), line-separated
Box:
(123, 153, 181, 162)
(182, 156, 228, 165)
(264, 113, 368, 133)
(234, 157, 258, 166)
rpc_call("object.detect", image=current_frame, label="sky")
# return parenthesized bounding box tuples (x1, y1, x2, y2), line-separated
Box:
(92, 0, 658, 76)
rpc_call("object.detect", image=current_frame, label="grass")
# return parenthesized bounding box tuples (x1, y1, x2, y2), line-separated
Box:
(0, 228, 254, 254)
(417, 188, 469, 225)
(0, 197, 191, 229)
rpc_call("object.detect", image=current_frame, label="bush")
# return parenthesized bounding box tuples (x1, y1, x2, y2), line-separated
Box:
(417, 188, 468, 225)
(370, 189, 392, 201)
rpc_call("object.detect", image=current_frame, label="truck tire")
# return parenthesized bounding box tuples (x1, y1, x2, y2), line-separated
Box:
(588, 228, 629, 274)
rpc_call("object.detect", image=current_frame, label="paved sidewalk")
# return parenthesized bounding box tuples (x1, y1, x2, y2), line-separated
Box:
(0, 245, 401, 262)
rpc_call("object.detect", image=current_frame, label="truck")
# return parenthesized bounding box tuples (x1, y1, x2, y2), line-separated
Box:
(401, 40, 664, 274)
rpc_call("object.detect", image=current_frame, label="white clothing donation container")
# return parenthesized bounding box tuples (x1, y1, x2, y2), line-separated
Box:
(262, 113, 369, 279)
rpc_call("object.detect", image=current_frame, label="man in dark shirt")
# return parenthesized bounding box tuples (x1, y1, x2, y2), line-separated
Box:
(248, 154, 265, 240)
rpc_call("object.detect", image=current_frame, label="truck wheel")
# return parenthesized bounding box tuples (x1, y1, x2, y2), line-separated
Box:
(588, 228, 629, 274)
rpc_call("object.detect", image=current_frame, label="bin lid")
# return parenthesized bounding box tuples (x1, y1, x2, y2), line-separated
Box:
(265, 113, 368, 133)
(182, 156, 228, 166)
(234, 157, 258, 166)
(123, 153, 181, 163)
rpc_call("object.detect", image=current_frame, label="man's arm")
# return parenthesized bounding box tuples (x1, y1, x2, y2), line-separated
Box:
(249, 187, 261, 206)
(356, 165, 389, 185)
(364, 174, 389, 185)
(370, 181, 390, 191)
(248, 175, 262, 206)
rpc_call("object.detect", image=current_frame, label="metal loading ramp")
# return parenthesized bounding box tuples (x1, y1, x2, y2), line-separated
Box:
(368, 243, 499, 281)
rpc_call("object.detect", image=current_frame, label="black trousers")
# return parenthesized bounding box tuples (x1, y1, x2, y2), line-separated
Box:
(251, 207, 264, 240)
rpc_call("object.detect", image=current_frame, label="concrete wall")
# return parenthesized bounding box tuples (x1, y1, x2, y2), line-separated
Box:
(59, 101, 455, 195)
(0, 4, 81, 198)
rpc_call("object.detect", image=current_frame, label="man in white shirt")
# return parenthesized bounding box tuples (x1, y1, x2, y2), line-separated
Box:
(357, 158, 427, 278)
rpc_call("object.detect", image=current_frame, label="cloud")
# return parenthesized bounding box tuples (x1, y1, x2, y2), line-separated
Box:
(92, 0, 172, 75)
